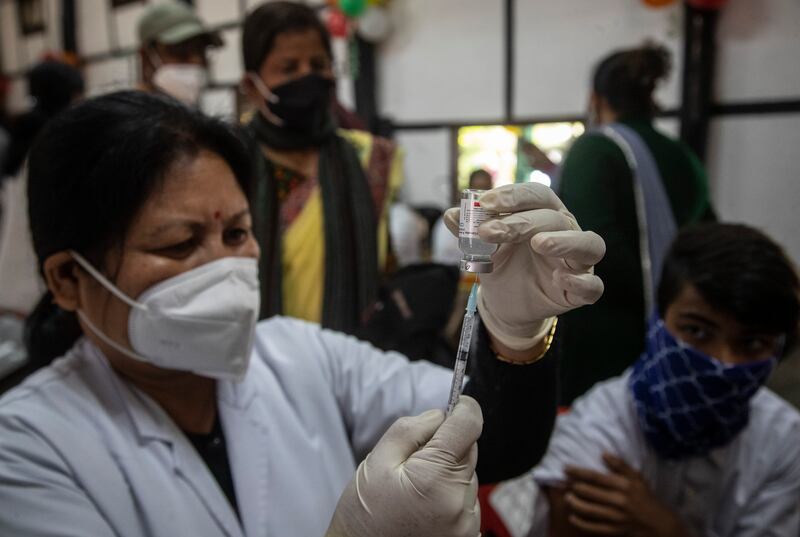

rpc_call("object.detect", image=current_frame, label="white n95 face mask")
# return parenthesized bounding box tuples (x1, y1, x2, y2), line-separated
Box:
(71, 252, 260, 381)
(150, 52, 208, 106)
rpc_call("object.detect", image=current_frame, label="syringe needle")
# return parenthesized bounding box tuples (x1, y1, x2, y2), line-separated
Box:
(446, 282, 479, 415)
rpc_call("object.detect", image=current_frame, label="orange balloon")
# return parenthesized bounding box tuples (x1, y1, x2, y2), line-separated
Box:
(642, 0, 677, 7)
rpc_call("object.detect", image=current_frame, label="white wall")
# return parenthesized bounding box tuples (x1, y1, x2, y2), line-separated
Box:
(76, 0, 111, 57)
(84, 56, 136, 97)
(0, 1, 21, 75)
(707, 0, 800, 262)
(716, 0, 800, 102)
(395, 128, 452, 209)
(376, 0, 684, 124)
(513, 0, 683, 119)
(43, 0, 62, 51)
(195, 0, 241, 26)
(208, 27, 243, 85)
(707, 115, 800, 262)
(112, 2, 148, 50)
(379, 0, 504, 124)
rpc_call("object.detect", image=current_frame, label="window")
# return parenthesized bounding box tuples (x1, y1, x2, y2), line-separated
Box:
(456, 121, 585, 192)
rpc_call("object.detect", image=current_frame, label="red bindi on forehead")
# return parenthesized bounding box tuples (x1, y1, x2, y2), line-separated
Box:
(213, 211, 221, 219)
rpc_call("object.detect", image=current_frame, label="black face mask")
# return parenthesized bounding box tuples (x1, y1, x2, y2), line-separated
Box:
(253, 73, 335, 133)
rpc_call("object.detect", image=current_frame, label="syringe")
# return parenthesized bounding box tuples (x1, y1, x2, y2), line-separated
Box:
(446, 281, 479, 415)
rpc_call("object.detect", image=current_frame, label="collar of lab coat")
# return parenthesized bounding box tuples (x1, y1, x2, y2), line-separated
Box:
(79, 338, 259, 445)
(79, 338, 260, 537)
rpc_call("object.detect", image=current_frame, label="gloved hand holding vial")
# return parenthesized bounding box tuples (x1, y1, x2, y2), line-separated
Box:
(445, 183, 606, 361)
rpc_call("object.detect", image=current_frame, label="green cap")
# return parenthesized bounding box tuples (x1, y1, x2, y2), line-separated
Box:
(137, 1, 223, 47)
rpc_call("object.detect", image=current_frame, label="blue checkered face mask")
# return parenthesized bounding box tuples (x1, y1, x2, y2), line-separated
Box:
(629, 316, 777, 460)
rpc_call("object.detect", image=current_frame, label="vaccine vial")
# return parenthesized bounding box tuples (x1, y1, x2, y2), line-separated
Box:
(459, 189, 497, 273)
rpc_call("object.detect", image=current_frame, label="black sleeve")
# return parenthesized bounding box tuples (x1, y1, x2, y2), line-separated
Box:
(462, 315, 558, 484)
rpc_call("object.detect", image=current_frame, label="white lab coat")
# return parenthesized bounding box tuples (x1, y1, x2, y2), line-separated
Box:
(0, 316, 452, 536)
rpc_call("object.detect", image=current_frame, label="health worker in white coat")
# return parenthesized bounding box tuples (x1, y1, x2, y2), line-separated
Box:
(0, 91, 605, 537)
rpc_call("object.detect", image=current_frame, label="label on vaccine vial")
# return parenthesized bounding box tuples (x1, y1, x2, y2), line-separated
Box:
(460, 198, 493, 239)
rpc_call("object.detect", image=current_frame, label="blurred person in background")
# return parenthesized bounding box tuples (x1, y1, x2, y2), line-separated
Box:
(388, 202, 428, 268)
(239, 1, 402, 333)
(467, 167, 493, 191)
(136, 0, 222, 107)
(491, 223, 800, 537)
(556, 43, 715, 405)
(2, 60, 84, 179)
(0, 59, 84, 388)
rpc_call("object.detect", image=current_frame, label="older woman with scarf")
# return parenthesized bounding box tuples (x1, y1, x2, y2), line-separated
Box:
(239, 2, 399, 332)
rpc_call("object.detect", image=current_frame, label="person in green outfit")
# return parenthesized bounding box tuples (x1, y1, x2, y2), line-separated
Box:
(556, 43, 715, 405)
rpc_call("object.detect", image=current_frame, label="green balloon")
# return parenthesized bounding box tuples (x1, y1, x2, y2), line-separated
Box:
(339, 0, 367, 17)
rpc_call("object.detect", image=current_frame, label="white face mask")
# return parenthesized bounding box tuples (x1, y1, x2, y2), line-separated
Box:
(150, 52, 208, 106)
(71, 252, 260, 381)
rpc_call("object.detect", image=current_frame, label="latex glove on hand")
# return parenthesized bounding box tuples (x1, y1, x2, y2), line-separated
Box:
(445, 183, 605, 353)
(326, 396, 483, 537)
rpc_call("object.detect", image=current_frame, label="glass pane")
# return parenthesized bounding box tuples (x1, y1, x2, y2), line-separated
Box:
(457, 121, 585, 194)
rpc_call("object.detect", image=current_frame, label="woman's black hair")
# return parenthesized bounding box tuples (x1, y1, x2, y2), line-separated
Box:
(658, 223, 800, 349)
(242, 1, 332, 73)
(23, 90, 252, 368)
(592, 43, 671, 119)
